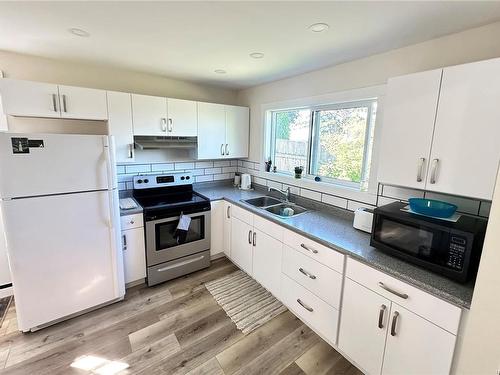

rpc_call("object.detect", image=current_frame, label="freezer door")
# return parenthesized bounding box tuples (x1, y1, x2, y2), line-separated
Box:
(1, 190, 123, 331)
(0, 133, 115, 199)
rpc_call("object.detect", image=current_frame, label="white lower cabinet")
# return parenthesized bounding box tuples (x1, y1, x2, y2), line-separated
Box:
(210, 200, 224, 256)
(252, 228, 282, 298)
(121, 227, 146, 284)
(230, 216, 253, 275)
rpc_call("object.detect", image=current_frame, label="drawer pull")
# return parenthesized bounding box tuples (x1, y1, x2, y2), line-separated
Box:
(391, 311, 399, 336)
(378, 282, 408, 299)
(298, 267, 316, 280)
(300, 243, 318, 254)
(297, 298, 313, 312)
(130, 220, 135, 225)
(378, 304, 386, 329)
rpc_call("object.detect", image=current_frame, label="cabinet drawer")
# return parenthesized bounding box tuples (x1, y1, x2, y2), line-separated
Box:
(230, 204, 253, 225)
(281, 274, 339, 345)
(120, 213, 143, 230)
(346, 257, 461, 334)
(253, 214, 283, 241)
(282, 245, 342, 309)
(283, 229, 344, 273)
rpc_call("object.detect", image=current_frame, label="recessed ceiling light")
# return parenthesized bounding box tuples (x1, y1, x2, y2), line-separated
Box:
(69, 28, 90, 37)
(308, 23, 329, 33)
(249, 52, 264, 59)
(214, 69, 227, 74)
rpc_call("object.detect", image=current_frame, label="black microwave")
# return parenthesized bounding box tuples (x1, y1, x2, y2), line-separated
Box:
(370, 202, 487, 283)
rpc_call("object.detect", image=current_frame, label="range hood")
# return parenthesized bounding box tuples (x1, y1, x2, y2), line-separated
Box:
(134, 136, 197, 150)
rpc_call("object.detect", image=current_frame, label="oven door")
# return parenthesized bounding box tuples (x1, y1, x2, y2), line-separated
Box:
(145, 210, 211, 266)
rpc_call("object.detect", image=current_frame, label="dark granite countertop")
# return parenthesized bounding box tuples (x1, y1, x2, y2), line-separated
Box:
(195, 182, 474, 309)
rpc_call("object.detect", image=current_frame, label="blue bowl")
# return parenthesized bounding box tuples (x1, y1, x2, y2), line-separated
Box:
(408, 198, 457, 218)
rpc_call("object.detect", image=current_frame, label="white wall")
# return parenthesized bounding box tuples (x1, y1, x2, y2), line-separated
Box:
(455, 166, 500, 374)
(237, 21, 500, 163)
(0, 50, 237, 104)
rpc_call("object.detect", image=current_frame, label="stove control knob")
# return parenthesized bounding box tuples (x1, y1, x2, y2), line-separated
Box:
(144, 179, 149, 183)
(137, 179, 143, 184)
(181, 176, 185, 180)
(186, 176, 191, 180)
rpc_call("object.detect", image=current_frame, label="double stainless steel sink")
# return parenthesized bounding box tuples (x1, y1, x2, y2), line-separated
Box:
(242, 196, 308, 218)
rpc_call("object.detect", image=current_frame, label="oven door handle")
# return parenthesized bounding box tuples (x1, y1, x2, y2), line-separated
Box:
(146, 210, 210, 225)
(157, 255, 206, 272)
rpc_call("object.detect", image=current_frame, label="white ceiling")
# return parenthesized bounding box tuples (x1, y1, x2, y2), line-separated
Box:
(1, 1, 500, 89)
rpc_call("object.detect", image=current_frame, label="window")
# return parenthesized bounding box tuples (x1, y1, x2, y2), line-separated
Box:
(269, 100, 377, 190)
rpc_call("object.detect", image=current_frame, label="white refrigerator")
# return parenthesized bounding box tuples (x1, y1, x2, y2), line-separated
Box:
(0, 133, 125, 332)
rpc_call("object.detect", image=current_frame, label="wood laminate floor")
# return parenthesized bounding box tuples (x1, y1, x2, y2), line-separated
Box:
(0, 257, 362, 375)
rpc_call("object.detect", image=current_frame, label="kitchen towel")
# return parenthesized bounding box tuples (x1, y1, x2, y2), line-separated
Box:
(175, 214, 191, 244)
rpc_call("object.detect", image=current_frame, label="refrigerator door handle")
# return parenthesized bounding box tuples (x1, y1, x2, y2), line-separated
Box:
(103, 136, 117, 190)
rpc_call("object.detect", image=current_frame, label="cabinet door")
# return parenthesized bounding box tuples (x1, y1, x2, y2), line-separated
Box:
(225, 105, 249, 158)
(378, 69, 442, 189)
(167, 98, 197, 136)
(121, 228, 146, 284)
(0, 79, 60, 118)
(58, 85, 108, 120)
(107, 91, 134, 163)
(223, 202, 232, 258)
(428, 58, 500, 200)
(210, 200, 224, 256)
(252, 228, 282, 298)
(230, 216, 253, 275)
(131, 94, 168, 136)
(382, 303, 456, 375)
(197, 102, 226, 159)
(339, 278, 391, 375)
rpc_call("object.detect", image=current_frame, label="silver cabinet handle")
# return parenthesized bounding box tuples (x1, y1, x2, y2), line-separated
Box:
(130, 219, 135, 224)
(378, 282, 408, 299)
(220, 144, 225, 156)
(298, 267, 316, 280)
(227, 205, 231, 219)
(417, 157, 425, 182)
(300, 243, 318, 254)
(161, 118, 167, 132)
(390, 311, 399, 336)
(128, 144, 134, 159)
(378, 304, 386, 329)
(225, 144, 229, 156)
(430, 158, 439, 184)
(248, 230, 252, 244)
(253, 232, 256, 246)
(62, 94, 67, 113)
(297, 298, 313, 312)
(122, 234, 127, 251)
(52, 94, 58, 112)
(168, 118, 173, 132)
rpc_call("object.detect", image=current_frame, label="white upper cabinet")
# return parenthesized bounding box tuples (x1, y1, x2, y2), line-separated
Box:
(197, 102, 249, 160)
(379, 58, 500, 200)
(107, 91, 134, 163)
(428, 58, 500, 200)
(198, 102, 227, 159)
(167, 98, 197, 136)
(225, 105, 249, 158)
(57, 85, 108, 120)
(131, 94, 168, 136)
(0, 79, 60, 118)
(378, 69, 442, 190)
(0, 79, 108, 120)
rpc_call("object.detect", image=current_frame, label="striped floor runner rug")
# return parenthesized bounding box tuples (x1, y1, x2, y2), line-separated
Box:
(205, 270, 287, 334)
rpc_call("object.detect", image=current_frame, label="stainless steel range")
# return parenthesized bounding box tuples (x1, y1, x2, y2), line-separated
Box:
(133, 172, 211, 286)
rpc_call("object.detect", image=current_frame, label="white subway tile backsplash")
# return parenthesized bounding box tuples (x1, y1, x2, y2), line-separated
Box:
(195, 161, 213, 168)
(283, 184, 300, 196)
(126, 181, 134, 190)
(117, 174, 135, 183)
(195, 175, 213, 183)
(230, 160, 239, 167)
(321, 194, 348, 209)
(214, 160, 230, 167)
(175, 162, 195, 170)
(117, 182, 126, 191)
(238, 160, 243, 167)
(300, 189, 321, 202)
(116, 165, 126, 174)
(151, 163, 174, 172)
(243, 161, 255, 170)
(347, 200, 376, 212)
(424, 192, 480, 215)
(222, 166, 237, 173)
(253, 177, 267, 186)
(267, 180, 283, 190)
(382, 185, 424, 201)
(213, 173, 230, 181)
(377, 196, 400, 207)
(125, 164, 151, 174)
(192, 169, 205, 176)
(205, 167, 222, 175)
